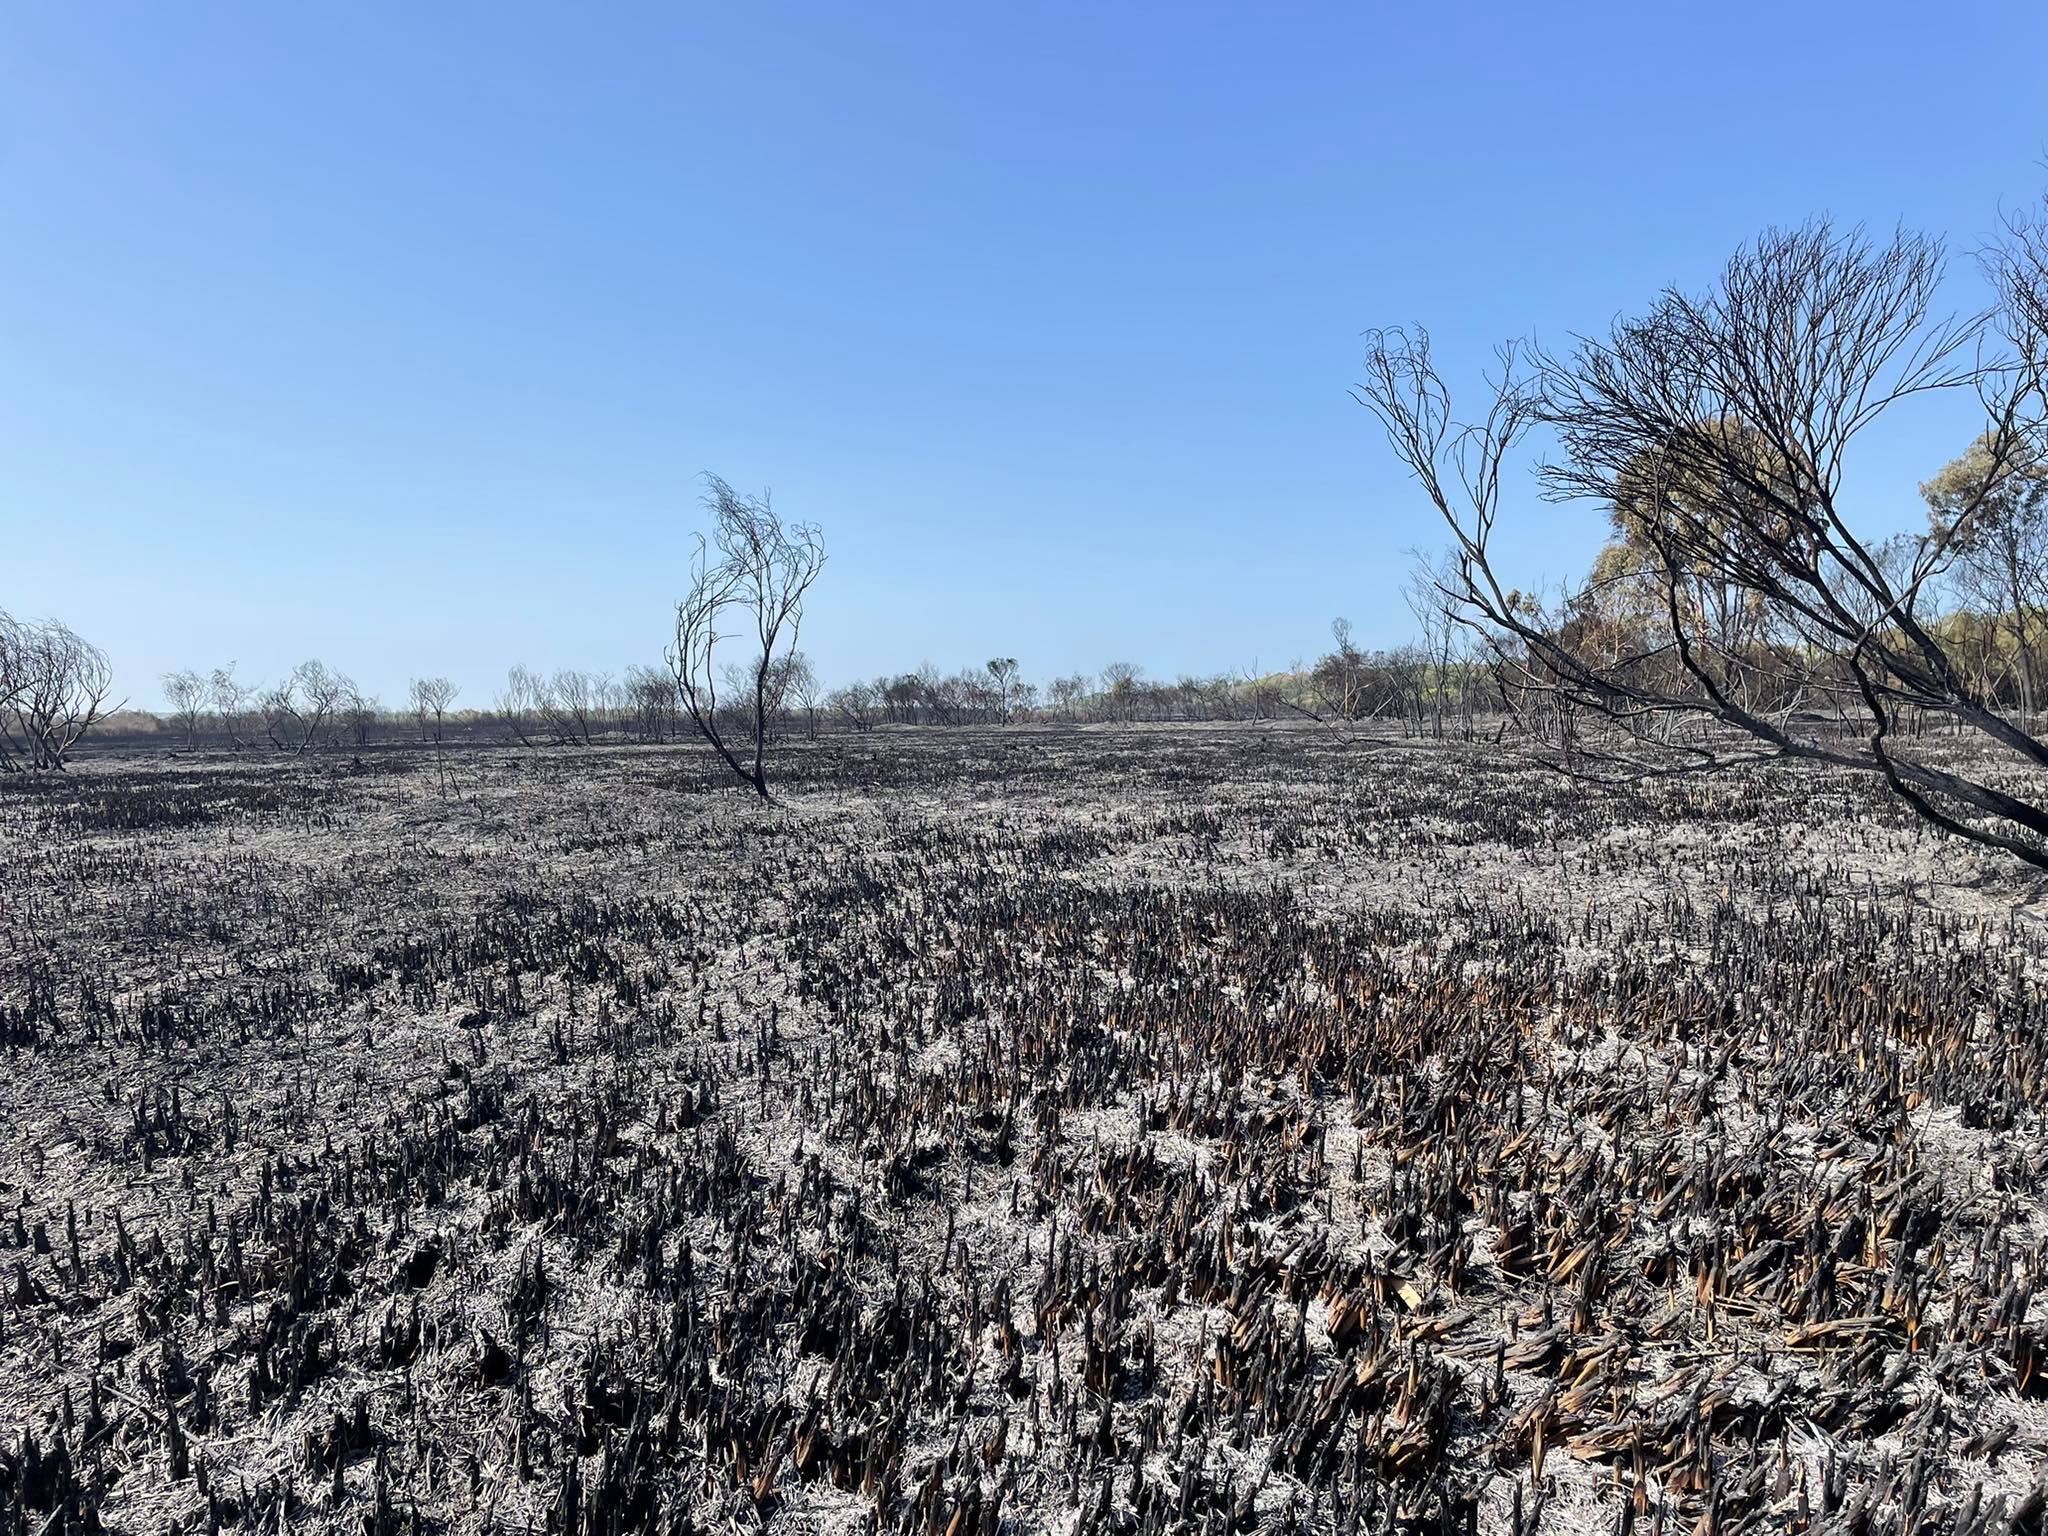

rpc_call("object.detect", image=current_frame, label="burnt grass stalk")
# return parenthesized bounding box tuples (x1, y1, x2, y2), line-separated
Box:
(1, 728, 2046, 1536)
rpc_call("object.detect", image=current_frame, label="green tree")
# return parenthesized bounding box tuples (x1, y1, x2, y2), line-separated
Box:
(1922, 434, 2048, 723)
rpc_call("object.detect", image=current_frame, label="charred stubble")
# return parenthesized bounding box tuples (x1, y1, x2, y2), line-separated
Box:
(0, 728, 2044, 1536)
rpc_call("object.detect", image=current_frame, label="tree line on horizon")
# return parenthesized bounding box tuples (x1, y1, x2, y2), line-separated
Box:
(130, 638, 1493, 755)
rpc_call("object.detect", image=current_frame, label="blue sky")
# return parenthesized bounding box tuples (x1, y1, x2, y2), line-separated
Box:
(5, 1, 2046, 708)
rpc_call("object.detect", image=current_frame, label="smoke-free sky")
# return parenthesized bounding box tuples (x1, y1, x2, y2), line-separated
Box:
(5, 1, 2046, 706)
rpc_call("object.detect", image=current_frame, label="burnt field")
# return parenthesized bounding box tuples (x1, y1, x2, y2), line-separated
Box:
(1, 727, 2045, 1536)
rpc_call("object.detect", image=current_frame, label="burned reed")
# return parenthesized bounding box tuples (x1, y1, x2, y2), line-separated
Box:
(1, 728, 2043, 1536)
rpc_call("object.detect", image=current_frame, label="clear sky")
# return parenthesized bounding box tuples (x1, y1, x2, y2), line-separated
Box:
(5, 1, 2047, 709)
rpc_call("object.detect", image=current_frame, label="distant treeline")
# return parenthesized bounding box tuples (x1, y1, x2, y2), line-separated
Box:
(124, 641, 1500, 755)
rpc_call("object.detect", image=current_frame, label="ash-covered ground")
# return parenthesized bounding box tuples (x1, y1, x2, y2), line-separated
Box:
(2, 726, 2045, 1536)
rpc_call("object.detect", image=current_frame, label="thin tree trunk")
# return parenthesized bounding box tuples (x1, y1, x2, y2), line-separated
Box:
(753, 671, 770, 799)
(2010, 551, 2036, 729)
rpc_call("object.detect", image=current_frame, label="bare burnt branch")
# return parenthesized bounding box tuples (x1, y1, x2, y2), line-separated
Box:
(668, 476, 827, 801)
(1362, 218, 2048, 870)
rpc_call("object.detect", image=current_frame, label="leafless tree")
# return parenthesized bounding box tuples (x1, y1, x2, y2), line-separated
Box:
(259, 679, 295, 751)
(0, 615, 20, 760)
(1312, 620, 1372, 724)
(409, 678, 433, 741)
(669, 475, 826, 799)
(263, 660, 353, 754)
(544, 669, 598, 745)
(729, 653, 814, 740)
(163, 669, 208, 748)
(497, 666, 539, 745)
(913, 663, 961, 726)
(1358, 213, 2048, 869)
(625, 665, 675, 743)
(1284, 623, 1417, 740)
(589, 671, 617, 737)
(957, 666, 1000, 723)
(434, 676, 462, 740)
(985, 658, 1022, 723)
(1233, 665, 1280, 723)
(598, 672, 630, 733)
(1404, 559, 1470, 739)
(828, 679, 880, 732)
(210, 666, 256, 750)
(0, 613, 119, 770)
(410, 676, 459, 742)
(341, 684, 380, 748)
(880, 674, 920, 724)
(779, 652, 820, 738)
(1100, 662, 1143, 724)
(1047, 674, 1089, 720)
